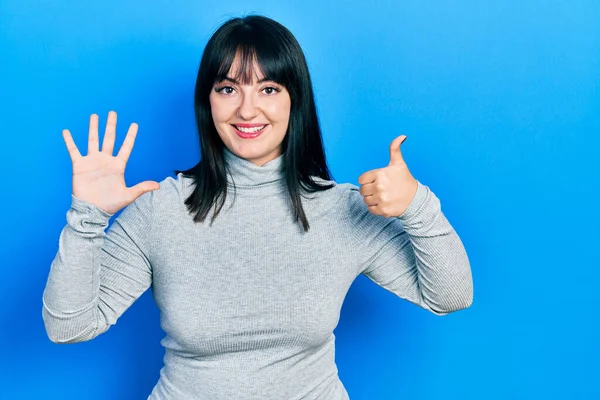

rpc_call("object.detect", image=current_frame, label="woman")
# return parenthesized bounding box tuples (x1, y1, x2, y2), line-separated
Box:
(42, 15, 473, 400)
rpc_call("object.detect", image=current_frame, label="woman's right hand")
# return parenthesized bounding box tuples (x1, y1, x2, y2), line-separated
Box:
(62, 111, 160, 215)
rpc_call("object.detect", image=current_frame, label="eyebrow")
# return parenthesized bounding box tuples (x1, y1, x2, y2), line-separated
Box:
(218, 76, 275, 85)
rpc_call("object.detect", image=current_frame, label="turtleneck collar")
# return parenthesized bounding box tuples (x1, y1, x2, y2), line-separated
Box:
(223, 147, 286, 191)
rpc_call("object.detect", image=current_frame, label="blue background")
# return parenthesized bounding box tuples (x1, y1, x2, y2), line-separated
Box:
(1, 0, 598, 399)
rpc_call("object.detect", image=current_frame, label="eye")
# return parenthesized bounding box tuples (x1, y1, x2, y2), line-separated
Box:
(262, 86, 280, 95)
(215, 86, 235, 94)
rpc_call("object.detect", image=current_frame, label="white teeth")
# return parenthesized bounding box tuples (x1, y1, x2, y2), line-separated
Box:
(236, 125, 266, 133)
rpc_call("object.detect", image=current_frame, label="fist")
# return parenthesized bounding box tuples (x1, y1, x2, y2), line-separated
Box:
(357, 135, 418, 218)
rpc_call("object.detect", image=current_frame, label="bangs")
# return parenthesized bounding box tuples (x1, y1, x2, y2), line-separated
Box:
(212, 36, 292, 88)
(197, 15, 309, 108)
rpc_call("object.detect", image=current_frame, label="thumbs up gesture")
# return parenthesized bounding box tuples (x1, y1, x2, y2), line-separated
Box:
(357, 135, 419, 218)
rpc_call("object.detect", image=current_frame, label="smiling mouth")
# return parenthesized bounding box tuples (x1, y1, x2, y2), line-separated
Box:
(232, 124, 268, 134)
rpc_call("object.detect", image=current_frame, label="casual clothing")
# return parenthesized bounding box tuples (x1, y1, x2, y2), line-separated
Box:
(42, 148, 473, 399)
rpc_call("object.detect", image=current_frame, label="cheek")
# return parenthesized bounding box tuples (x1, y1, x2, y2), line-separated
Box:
(209, 96, 232, 123)
(267, 102, 291, 124)
(208, 96, 218, 120)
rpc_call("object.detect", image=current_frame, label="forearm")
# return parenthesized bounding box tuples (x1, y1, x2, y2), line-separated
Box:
(42, 195, 113, 342)
(397, 181, 473, 314)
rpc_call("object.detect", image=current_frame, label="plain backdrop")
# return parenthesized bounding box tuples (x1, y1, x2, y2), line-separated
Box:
(1, 0, 598, 399)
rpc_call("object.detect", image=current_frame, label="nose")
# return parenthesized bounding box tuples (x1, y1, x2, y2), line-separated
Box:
(237, 92, 259, 120)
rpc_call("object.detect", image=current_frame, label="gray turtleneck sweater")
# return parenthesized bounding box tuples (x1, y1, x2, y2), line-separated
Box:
(42, 148, 473, 400)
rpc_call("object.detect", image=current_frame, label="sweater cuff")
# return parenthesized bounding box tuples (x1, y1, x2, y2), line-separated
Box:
(396, 180, 429, 221)
(67, 195, 114, 235)
(70, 195, 114, 218)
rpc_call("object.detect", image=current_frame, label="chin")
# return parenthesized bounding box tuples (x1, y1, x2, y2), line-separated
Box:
(233, 144, 281, 165)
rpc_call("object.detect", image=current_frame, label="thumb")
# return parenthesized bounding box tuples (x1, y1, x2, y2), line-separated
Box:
(129, 181, 161, 200)
(389, 135, 407, 166)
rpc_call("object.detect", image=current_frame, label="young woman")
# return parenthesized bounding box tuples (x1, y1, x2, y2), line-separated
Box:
(43, 15, 473, 400)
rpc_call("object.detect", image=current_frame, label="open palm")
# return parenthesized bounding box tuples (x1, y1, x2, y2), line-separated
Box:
(62, 111, 160, 215)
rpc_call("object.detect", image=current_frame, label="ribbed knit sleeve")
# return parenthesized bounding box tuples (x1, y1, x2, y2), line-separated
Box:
(42, 192, 154, 343)
(350, 180, 473, 316)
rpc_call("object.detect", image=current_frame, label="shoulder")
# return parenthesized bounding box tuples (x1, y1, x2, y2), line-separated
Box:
(331, 182, 364, 212)
(305, 177, 357, 196)
(330, 181, 401, 235)
(129, 172, 192, 216)
(305, 178, 366, 219)
(145, 172, 192, 202)
(312, 180, 396, 248)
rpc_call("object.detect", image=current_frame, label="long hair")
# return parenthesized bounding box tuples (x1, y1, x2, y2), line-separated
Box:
(174, 15, 335, 232)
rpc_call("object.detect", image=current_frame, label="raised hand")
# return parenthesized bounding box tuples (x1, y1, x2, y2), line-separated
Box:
(357, 135, 418, 218)
(62, 111, 160, 215)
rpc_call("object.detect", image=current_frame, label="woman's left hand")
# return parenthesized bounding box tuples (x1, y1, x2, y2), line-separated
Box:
(358, 135, 419, 218)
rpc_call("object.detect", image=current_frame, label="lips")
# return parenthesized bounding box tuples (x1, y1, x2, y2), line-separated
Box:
(233, 123, 268, 128)
(232, 124, 268, 138)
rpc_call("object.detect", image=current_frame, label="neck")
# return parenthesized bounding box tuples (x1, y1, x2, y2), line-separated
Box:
(223, 147, 286, 192)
